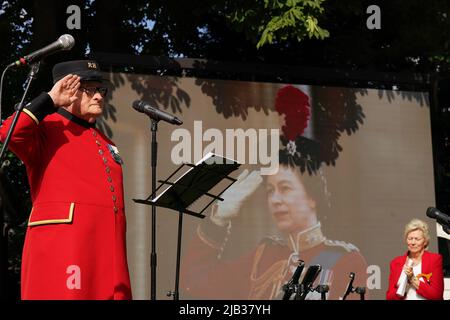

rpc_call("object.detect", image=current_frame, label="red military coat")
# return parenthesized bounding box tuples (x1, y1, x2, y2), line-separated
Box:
(181, 220, 368, 300)
(0, 93, 132, 299)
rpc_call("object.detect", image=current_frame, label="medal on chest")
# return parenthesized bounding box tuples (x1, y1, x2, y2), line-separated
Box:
(107, 144, 123, 164)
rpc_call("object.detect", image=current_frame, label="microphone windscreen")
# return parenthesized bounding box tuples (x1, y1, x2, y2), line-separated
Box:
(132, 100, 143, 111)
(59, 34, 75, 50)
(426, 207, 437, 218)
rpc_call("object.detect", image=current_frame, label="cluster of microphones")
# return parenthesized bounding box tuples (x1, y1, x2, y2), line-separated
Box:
(281, 260, 366, 300)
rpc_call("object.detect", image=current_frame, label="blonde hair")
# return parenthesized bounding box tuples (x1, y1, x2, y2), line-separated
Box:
(404, 218, 430, 248)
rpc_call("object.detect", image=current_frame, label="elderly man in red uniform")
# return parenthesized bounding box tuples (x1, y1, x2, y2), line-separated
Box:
(0, 60, 132, 299)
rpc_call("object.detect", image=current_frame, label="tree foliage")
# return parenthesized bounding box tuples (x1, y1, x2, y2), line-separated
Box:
(0, 1, 449, 75)
(225, 0, 329, 48)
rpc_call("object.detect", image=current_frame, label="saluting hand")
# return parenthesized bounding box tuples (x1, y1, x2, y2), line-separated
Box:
(210, 169, 263, 227)
(48, 74, 80, 108)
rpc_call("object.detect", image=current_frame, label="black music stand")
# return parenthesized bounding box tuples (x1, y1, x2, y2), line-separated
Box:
(133, 152, 240, 300)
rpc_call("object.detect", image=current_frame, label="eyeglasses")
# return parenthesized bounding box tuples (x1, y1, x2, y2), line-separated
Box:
(79, 86, 108, 98)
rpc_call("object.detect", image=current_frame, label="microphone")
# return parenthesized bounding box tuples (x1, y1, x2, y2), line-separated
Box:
(426, 207, 450, 226)
(9, 34, 75, 67)
(290, 260, 305, 284)
(342, 272, 355, 300)
(295, 264, 322, 300)
(132, 100, 183, 125)
(282, 260, 305, 300)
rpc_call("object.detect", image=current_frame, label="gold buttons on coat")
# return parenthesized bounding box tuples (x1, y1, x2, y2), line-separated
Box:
(93, 132, 119, 214)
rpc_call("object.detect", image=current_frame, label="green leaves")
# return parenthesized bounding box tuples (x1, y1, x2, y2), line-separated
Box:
(225, 0, 329, 49)
(305, 15, 329, 39)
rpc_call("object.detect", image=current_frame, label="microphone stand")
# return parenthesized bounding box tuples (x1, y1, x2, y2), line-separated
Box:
(0, 62, 40, 162)
(437, 219, 450, 234)
(150, 119, 158, 300)
(0, 62, 40, 300)
(314, 285, 329, 300)
(0, 170, 7, 300)
(443, 225, 450, 234)
(355, 287, 366, 300)
(342, 272, 355, 300)
(293, 284, 307, 300)
(166, 196, 186, 300)
(342, 272, 366, 300)
(137, 107, 182, 300)
(281, 260, 304, 300)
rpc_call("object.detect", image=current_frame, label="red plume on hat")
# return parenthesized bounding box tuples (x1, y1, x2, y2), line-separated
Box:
(275, 85, 321, 175)
(274, 84, 365, 175)
(275, 85, 310, 141)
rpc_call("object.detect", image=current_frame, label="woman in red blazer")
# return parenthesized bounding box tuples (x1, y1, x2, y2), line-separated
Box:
(386, 219, 444, 300)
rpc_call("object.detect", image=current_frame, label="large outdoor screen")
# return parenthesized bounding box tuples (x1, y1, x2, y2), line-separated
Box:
(105, 71, 436, 300)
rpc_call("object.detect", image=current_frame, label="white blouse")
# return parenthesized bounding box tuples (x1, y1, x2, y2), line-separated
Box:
(405, 262, 425, 300)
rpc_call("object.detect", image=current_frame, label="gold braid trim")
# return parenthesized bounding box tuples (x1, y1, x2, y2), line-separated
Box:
(248, 244, 287, 299)
(22, 108, 39, 125)
(197, 225, 221, 250)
